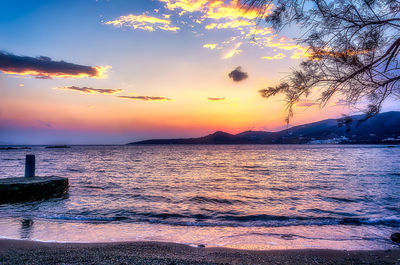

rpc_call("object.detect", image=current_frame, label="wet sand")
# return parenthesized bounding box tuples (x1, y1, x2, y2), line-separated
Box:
(0, 239, 399, 264)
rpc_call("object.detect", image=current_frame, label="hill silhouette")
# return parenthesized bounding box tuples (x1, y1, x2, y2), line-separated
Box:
(129, 111, 400, 145)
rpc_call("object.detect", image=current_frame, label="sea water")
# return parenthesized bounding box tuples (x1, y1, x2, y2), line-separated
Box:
(0, 145, 399, 250)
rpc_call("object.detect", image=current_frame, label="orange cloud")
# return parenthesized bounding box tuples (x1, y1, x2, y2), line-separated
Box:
(203, 43, 218, 49)
(207, 97, 226, 101)
(204, 0, 264, 20)
(155, 1, 310, 61)
(157, 0, 299, 61)
(118, 95, 172, 101)
(159, 0, 266, 20)
(205, 19, 255, 29)
(0, 52, 110, 79)
(249, 35, 311, 59)
(159, 0, 211, 13)
(57, 86, 122, 95)
(106, 13, 180, 32)
(246, 32, 313, 61)
(291, 49, 311, 59)
(309, 48, 369, 60)
(261, 53, 286, 60)
(246, 27, 274, 37)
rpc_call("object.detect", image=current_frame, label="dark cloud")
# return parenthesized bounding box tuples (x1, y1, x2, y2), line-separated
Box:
(58, 86, 122, 95)
(228, 66, 248, 82)
(207, 97, 226, 101)
(0, 51, 108, 79)
(118, 95, 171, 101)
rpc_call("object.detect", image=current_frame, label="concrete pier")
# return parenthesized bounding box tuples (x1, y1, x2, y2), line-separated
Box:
(0, 176, 68, 203)
(0, 155, 68, 204)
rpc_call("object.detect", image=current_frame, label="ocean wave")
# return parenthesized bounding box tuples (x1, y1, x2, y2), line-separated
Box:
(130, 194, 172, 203)
(222, 232, 388, 242)
(188, 196, 244, 205)
(66, 168, 84, 173)
(303, 208, 358, 216)
(320, 196, 367, 203)
(33, 212, 400, 228)
(134, 215, 400, 228)
(36, 214, 128, 222)
(81, 185, 105, 190)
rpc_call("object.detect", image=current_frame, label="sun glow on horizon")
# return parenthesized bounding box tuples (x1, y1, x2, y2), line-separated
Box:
(0, 0, 357, 144)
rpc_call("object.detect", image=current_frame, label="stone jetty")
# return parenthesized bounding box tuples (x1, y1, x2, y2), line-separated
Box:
(0, 155, 68, 204)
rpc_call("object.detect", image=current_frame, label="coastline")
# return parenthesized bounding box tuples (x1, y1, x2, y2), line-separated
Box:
(0, 239, 399, 264)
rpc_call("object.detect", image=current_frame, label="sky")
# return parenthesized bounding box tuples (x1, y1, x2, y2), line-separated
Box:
(0, 0, 398, 144)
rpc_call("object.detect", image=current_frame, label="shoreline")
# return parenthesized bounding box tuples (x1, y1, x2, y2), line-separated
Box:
(0, 239, 399, 264)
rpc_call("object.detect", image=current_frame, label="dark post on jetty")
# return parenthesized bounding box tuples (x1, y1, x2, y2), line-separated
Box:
(0, 154, 69, 204)
(25, 155, 35, 178)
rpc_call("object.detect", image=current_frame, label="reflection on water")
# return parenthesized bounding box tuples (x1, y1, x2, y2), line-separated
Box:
(20, 219, 33, 239)
(0, 144, 399, 250)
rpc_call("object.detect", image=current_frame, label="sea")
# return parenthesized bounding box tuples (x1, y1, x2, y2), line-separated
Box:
(0, 145, 399, 250)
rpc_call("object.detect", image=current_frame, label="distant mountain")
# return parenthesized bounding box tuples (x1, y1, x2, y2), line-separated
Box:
(128, 111, 400, 145)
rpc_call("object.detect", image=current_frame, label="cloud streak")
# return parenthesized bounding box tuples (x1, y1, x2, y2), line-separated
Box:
(58, 86, 122, 95)
(106, 13, 180, 32)
(118, 95, 171, 101)
(224, 42, 242, 59)
(0, 51, 109, 79)
(262, 53, 286, 60)
(207, 97, 226, 101)
(228, 66, 248, 82)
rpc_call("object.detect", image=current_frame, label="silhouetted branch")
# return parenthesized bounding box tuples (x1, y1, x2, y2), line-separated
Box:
(241, 0, 400, 122)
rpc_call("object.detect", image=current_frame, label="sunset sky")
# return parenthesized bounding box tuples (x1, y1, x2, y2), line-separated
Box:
(1, 0, 399, 144)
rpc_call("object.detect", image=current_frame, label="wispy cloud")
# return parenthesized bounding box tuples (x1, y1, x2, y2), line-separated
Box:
(159, 0, 212, 14)
(156, 0, 310, 60)
(224, 42, 242, 59)
(203, 43, 218, 50)
(105, 1, 309, 60)
(105, 13, 180, 32)
(159, 0, 263, 20)
(118, 95, 171, 101)
(205, 20, 254, 30)
(0, 51, 109, 79)
(207, 97, 226, 101)
(228, 66, 248, 82)
(262, 53, 286, 60)
(57, 86, 122, 95)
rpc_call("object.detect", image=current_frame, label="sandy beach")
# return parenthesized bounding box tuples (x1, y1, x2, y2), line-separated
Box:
(0, 239, 399, 264)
